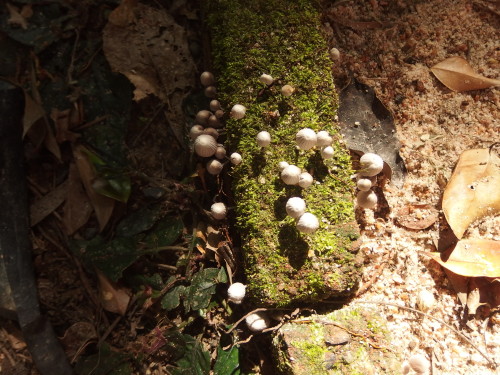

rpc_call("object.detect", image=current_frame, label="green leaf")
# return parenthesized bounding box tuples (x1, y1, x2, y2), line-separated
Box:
(116, 206, 162, 237)
(214, 346, 240, 375)
(161, 285, 186, 311)
(183, 268, 227, 312)
(170, 335, 210, 375)
(145, 216, 184, 248)
(75, 343, 133, 375)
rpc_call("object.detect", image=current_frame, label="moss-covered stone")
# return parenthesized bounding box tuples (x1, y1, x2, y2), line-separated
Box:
(205, 0, 361, 306)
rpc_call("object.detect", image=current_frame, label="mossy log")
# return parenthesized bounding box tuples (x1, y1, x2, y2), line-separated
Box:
(205, 0, 361, 306)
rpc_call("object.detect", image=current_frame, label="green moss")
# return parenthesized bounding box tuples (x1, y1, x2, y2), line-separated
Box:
(205, 0, 361, 306)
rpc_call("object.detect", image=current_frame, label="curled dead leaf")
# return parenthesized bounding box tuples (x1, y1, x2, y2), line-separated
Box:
(442, 147, 500, 239)
(427, 239, 500, 278)
(96, 271, 130, 316)
(395, 203, 438, 229)
(431, 56, 500, 92)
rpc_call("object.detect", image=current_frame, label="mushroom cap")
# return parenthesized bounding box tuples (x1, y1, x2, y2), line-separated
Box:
(245, 312, 270, 332)
(203, 127, 219, 139)
(206, 159, 223, 175)
(296, 128, 317, 150)
(416, 290, 435, 312)
(256, 131, 271, 147)
(298, 172, 313, 188)
(230, 152, 242, 165)
(321, 146, 334, 159)
(316, 130, 333, 146)
(207, 114, 222, 128)
(278, 161, 289, 171)
(296, 212, 319, 234)
(215, 145, 226, 159)
(209, 99, 222, 112)
(204, 85, 217, 98)
(189, 124, 204, 140)
(227, 282, 246, 303)
(356, 178, 372, 191)
(281, 165, 301, 185)
(356, 190, 378, 209)
(408, 354, 430, 375)
(211, 202, 227, 220)
(195, 110, 212, 125)
(259, 73, 274, 85)
(359, 153, 384, 177)
(285, 197, 306, 219)
(329, 47, 341, 61)
(200, 71, 215, 86)
(194, 134, 217, 157)
(214, 109, 225, 119)
(230, 104, 246, 119)
(281, 84, 295, 97)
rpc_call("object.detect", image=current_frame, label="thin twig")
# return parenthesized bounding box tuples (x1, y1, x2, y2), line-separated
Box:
(352, 300, 497, 368)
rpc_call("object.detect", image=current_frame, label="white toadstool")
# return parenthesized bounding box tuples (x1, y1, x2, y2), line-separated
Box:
(298, 172, 313, 188)
(209, 99, 222, 112)
(200, 71, 215, 87)
(189, 125, 204, 140)
(285, 197, 306, 219)
(296, 212, 319, 234)
(214, 109, 225, 119)
(195, 110, 212, 125)
(206, 159, 223, 175)
(296, 128, 317, 150)
(245, 312, 270, 332)
(204, 85, 217, 98)
(316, 130, 332, 146)
(356, 178, 372, 191)
(359, 153, 384, 177)
(259, 73, 274, 85)
(230, 152, 242, 165)
(203, 127, 219, 139)
(227, 282, 246, 304)
(408, 354, 430, 375)
(281, 84, 295, 97)
(230, 104, 246, 119)
(278, 161, 289, 171)
(256, 131, 271, 147)
(329, 47, 341, 61)
(194, 134, 217, 157)
(215, 145, 226, 159)
(321, 146, 334, 159)
(356, 190, 378, 209)
(211, 202, 227, 220)
(281, 165, 301, 185)
(207, 114, 221, 128)
(416, 290, 435, 312)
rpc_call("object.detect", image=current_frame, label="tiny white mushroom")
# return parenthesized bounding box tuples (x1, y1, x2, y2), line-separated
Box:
(207, 114, 222, 128)
(416, 290, 436, 312)
(214, 109, 225, 119)
(210, 202, 227, 220)
(259, 73, 274, 85)
(200, 71, 215, 87)
(230, 104, 246, 119)
(215, 145, 226, 159)
(194, 134, 217, 157)
(321, 146, 334, 159)
(278, 161, 289, 171)
(316, 130, 333, 146)
(356, 190, 378, 209)
(209, 99, 222, 112)
(203, 127, 219, 139)
(245, 312, 270, 332)
(296, 128, 317, 150)
(359, 153, 384, 177)
(329, 47, 341, 61)
(296, 212, 319, 234)
(298, 172, 313, 188)
(195, 110, 212, 125)
(230, 152, 242, 165)
(281, 165, 301, 185)
(281, 84, 295, 96)
(256, 131, 271, 147)
(408, 354, 430, 375)
(285, 197, 306, 219)
(227, 282, 246, 304)
(206, 159, 224, 175)
(204, 86, 217, 98)
(356, 178, 372, 191)
(189, 124, 204, 140)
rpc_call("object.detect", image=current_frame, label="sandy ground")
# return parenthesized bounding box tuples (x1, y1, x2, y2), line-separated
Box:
(322, 0, 499, 374)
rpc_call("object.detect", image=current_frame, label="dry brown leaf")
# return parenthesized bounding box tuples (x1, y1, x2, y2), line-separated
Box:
(73, 145, 115, 232)
(6, 3, 29, 29)
(395, 203, 439, 229)
(442, 147, 500, 239)
(466, 281, 485, 315)
(444, 269, 468, 305)
(431, 56, 500, 92)
(427, 239, 500, 278)
(63, 162, 93, 235)
(22, 92, 45, 137)
(96, 271, 130, 316)
(51, 108, 80, 144)
(30, 180, 69, 226)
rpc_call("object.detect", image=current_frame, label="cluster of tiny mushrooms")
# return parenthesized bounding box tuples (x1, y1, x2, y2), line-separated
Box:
(191, 71, 385, 332)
